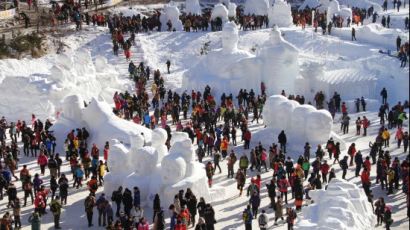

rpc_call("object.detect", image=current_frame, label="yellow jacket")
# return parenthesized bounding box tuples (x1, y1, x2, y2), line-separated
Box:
(382, 130, 390, 140)
(387, 170, 395, 182)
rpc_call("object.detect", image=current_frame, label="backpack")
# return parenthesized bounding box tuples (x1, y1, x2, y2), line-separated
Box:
(258, 214, 267, 227)
(242, 211, 249, 222)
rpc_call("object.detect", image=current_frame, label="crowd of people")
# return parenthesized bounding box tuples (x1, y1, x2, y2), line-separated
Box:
(0, 1, 409, 230)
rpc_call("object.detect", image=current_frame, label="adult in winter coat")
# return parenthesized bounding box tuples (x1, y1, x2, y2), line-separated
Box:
(274, 196, 284, 225)
(249, 191, 261, 218)
(355, 151, 364, 177)
(153, 194, 161, 223)
(196, 197, 206, 218)
(37, 153, 48, 175)
(278, 176, 289, 204)
(258, 209, 268, 230)
(206, 162, 214, 187)
(403, 131, 409, 152)
(50, 196, 62, 229)
(186, 193, 198, 227)
(234, 169, 245, 196)
(84, 193, 96, 227)
(278, 131, 287, 153)
(111, 186, 123, 217)
(266, 179, 276, 209)
(203, 203, 216, 230)
(133, 187, 141, 210)
(96, 193, 107, 227)
(348, 143, 357, 166)
(242, 205, 253, 230)
(361, 168, 371, 196)
(227, 151, 237, 178)
(375, 197, 386, 225)
(294, 177, 304, 211)
(340, 156, 349, 179)
(122, 188, 133, 216)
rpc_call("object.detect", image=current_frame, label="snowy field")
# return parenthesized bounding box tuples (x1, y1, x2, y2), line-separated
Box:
(0, 1, 409, 230)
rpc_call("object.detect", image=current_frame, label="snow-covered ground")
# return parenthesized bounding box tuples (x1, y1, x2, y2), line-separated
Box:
(0, 1, 409, 230)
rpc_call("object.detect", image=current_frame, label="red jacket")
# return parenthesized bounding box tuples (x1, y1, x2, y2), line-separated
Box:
(244, 131, 251, 141)
(362, 118, 370, 128)
(37, 155, 48, 166)
(320, 163, 330, 174)
(278, 178, 289, 192)
(364, 159, 371, 171)
(361, 171, 370, 184)
(251, 177, 261, 190)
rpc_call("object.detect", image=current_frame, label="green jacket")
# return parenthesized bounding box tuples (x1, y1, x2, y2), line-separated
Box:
(302, 162, 310, 171)
(50, 199, 62, 215)
(239, 156, 249, 169)
(28, 213, 41, 230)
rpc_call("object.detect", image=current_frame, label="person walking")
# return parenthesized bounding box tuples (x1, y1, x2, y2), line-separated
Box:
(352, 27, 356, 41)
(85, 193, 96, 227)
(50, 196, 62, 229)
(242, 205, 253, 230)
(258, 209, 268, 230)
(166, 60, 171, 74)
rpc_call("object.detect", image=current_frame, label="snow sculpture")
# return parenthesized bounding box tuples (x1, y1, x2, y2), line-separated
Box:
(151, 128, 168, 160)
(182, 22, 254, 95)
(268, 0, 293, 27)
(160, 3, 183, 31)
(51, 96, 152, 154)
(182, 25, 300, 97)
(170, 132, 190, 146)
(228, 2, 237, 18)
(159, 135, 211, 206)
(82, 98, 152, 148)
(244, 0, 269, 15)
(296, 179, 376, 230)
(104, 133, 215, 207)
(299, 0, 330, 12)
(211, 3, 229, 23)
(185, 0, 201, 15)
(256, 26, 299, 94)
(327, 0, 352, 24)
(255, 95, 332, 154)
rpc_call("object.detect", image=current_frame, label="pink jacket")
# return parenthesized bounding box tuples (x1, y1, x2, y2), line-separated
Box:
(137, 222, 149, 230)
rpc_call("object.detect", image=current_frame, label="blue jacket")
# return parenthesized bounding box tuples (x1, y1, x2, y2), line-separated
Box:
(75, 168, 84, 178)
(144, 114, 151, 125)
